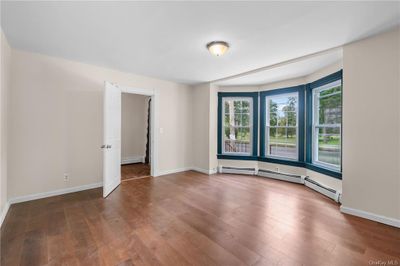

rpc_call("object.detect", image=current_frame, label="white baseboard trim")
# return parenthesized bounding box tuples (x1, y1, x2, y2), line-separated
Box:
(0, 201, 10, 228)
(191, 167, 217, 175)
(9, 182, 103, 205)
(121, 156, 145, 165)
(157, 167, 193, 176)
(157, 167, 217, 177)
(340, 206, 400, 228)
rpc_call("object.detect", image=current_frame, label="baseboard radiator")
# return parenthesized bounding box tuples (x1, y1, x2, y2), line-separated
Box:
(219, 166, 341, 203)
(219, 166, 257, 175)
(258, 169, 305, 184)
(304, 177, 341, 203)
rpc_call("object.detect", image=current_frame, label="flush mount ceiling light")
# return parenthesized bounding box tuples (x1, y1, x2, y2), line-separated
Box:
(206, 41, 229, 57)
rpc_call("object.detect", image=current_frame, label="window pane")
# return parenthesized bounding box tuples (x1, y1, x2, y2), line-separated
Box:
(284, 96, 298, 112)
(268, 127, 297, 159)
(224, 114, 230, 126)
(224, 126, 230, 138)
(224, 127, 251, 153)
(241, 101, 250, 113)
(277, 111, 287, 127)
(269, 99, 278, 126)
(286, 131, 297, 159)
(234, 114, 241, 126)
(312, 80, 342, 171)
(234, 101, 241, 113)
(224, 100, 231, 114)
(268, 127, 279, 156)
(318, 85, 342, 125)
(242, 113, 250, 127)
(238, 127, 250, 141)
(286, 111, 297, 126)
(317, 127, 341, 167)
(266, 93, 298, 160)
(269, 112, 277, 126)
(222, 98, 252, 154)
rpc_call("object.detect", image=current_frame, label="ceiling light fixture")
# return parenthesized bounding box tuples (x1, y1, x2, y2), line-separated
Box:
(207, 41, 229, 57)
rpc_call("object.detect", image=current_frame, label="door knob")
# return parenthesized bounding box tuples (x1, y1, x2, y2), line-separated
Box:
(101, 145, 106, 149)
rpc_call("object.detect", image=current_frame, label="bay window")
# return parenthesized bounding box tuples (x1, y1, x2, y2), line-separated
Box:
(217, 70, 342, 179)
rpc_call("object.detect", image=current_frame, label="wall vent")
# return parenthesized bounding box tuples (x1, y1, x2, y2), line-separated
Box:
(258, 169, 305, 184)
(304, 177, 341, 202)
(219, 166, 256, 175)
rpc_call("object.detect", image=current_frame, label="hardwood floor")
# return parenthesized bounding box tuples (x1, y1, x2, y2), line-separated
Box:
(1, 171, 399, 266)
(121, 163, 151, 181)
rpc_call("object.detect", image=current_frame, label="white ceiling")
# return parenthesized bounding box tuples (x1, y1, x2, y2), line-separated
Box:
(1, 1, 399, 84)
(216, 49, 342, 86)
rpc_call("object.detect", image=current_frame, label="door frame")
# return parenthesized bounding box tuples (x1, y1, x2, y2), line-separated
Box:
(104, 81, 159, 178)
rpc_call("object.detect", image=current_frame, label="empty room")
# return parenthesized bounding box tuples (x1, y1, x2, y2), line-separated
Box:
(0, 1, 399, 265)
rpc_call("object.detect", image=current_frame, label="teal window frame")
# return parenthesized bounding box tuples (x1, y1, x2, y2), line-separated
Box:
(259, 85, 305, 166)
(217, 92, 259, 160)
(305, 70, 343, 179)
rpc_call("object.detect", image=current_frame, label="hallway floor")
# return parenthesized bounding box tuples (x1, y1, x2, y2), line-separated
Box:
(121, 163, 151, 181)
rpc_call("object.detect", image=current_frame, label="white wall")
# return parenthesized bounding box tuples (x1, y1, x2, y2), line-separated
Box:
(192, 83, 211, 172)
(342, 28, 400, 220)
(8, 49, 193, 199)
(0, 29, 11, 223)
(121, 93, 148, 163)
(209, 84, 218, 172)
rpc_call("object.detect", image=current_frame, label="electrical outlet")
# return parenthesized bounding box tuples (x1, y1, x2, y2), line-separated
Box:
(63, 173, 69, 182)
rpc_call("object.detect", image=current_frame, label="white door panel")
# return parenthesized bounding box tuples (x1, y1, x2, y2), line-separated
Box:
(103, 82, 121, 197)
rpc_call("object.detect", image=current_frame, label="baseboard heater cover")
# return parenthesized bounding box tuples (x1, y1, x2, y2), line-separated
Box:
(219, 166, 256, 175)
(258, 169, 305, 184)
(304, 177, 341, 202)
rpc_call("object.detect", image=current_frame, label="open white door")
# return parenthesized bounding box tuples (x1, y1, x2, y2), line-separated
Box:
(103, 82, 121, 197)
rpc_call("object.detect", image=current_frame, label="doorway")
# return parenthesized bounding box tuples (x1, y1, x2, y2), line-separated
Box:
(102, 82, 158, 197)
(121, 93, 151, 181)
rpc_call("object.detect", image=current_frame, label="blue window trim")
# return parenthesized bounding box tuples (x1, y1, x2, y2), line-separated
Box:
(217, 92, 259, 157)
(306, 70, 343, 179)
(259, 85, 305, 162)
(309, 70, 343, 89)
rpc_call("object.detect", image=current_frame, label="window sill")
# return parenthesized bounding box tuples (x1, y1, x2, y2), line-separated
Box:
(258, 157, 304, 167)
(304, 163, 342, 179)
(216, 155, 342, 179)
(217, 154, 258, 161)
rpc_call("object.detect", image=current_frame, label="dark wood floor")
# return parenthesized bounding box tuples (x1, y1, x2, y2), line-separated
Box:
(121, 163, 151, 181)
(1, 171, 399, 266)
